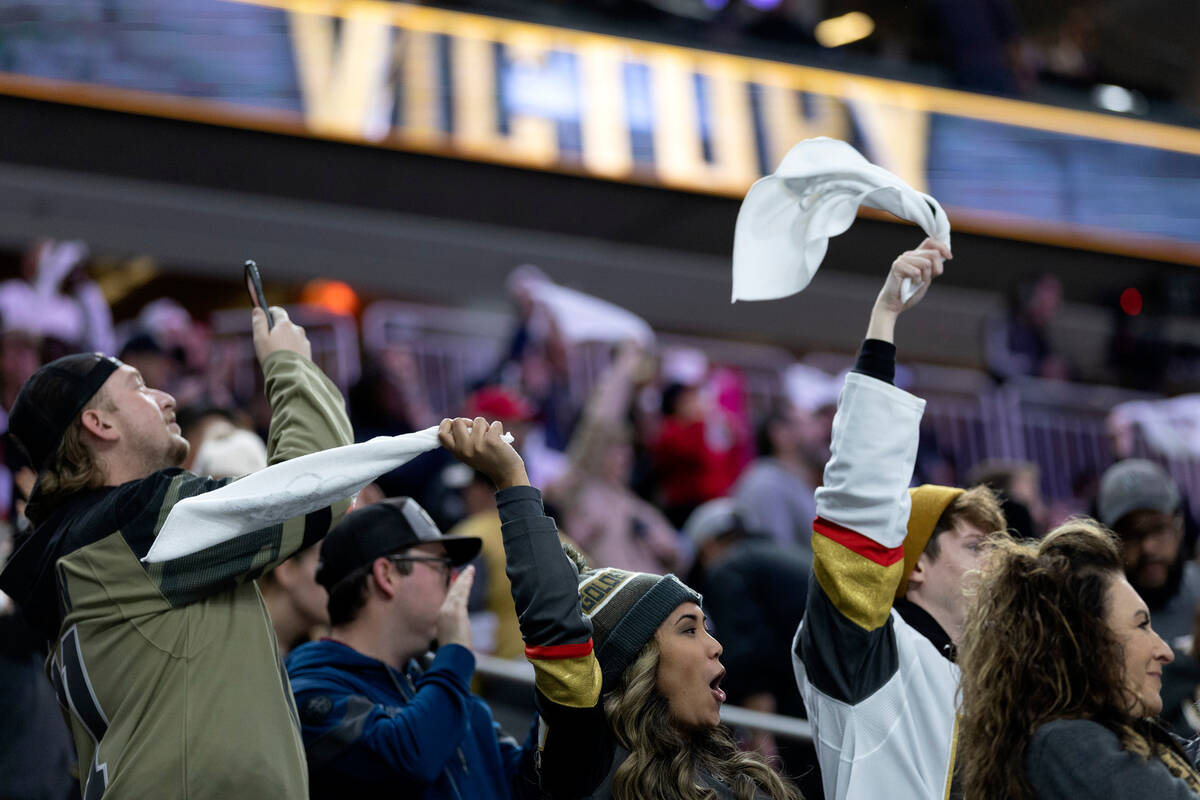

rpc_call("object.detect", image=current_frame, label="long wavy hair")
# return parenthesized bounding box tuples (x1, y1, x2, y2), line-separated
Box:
(27, 390, 111, 525)
(957, 519, 1139, 800)
(604, 638, 800, 800)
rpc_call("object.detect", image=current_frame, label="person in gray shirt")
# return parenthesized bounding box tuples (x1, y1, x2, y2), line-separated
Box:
(957, 518, 1199, 799)
(732, 400, 825, 553)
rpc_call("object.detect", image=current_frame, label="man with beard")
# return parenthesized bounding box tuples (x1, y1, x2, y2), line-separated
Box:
(0, 306, 354, 799)
(1098, 458, 1200, 643)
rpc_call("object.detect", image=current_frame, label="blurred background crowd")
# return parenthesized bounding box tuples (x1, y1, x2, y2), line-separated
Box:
(5, 226, 1200, 795)
(3, 231, 1200, 671)
(0, 236, 1195, 547)
(3, 0, 1200, 795)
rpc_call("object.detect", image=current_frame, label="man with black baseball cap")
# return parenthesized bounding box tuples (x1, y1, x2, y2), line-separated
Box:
(286, 496, 540, 799)
(0, 307, 356, 800)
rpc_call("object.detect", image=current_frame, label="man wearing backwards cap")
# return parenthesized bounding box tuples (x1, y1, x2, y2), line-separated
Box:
(287, 497, 536, 799)
(0, 306, 354, 800)
(791, 240, 1006, 800)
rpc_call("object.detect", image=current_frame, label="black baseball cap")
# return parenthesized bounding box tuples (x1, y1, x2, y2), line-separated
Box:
(10, 353, 122, 472)
(316, 497, 481, 591)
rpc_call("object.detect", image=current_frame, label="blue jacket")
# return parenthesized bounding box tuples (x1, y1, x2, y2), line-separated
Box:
(286, 639, 538, 800)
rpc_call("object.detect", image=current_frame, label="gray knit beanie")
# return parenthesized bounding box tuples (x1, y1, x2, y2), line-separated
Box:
(570, 550, 703, 692)
(1097, 459, 1181, 530)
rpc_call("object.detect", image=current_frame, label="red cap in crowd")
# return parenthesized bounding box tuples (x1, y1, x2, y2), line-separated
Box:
(464, 385, 535, 422)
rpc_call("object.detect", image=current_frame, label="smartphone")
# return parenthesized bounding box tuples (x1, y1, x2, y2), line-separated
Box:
(243, 259, 273, 330)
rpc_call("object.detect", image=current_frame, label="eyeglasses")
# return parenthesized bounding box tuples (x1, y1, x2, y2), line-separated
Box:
(387, 554, 455, 586)
(1122, 515, 1182, 544)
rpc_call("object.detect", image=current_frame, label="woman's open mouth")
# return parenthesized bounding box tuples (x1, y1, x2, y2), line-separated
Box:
(710, 669, 727, 703)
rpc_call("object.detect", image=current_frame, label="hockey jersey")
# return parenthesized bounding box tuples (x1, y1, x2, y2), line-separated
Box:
(793, 371, 960, 800)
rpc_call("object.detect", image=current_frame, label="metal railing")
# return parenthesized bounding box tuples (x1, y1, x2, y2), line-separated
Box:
(475, 654, 814, 743)
(210, 304, 362, 397)
(361, 300, 509, 414)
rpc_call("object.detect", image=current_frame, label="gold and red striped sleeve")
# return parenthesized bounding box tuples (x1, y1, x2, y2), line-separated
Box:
(811, 517, 905, 631)
(525, 639, 603, 709)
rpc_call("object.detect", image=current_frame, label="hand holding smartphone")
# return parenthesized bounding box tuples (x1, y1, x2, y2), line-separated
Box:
(244, 259, 273, 330)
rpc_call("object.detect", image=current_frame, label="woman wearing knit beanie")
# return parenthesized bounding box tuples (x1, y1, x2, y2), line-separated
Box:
(438, 418, 799, 800)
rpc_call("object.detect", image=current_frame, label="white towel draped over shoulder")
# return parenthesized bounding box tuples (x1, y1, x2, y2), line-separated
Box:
(731, 137, 951, 303)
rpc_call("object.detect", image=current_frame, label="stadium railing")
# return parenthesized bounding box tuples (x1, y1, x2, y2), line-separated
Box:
(474, 653, 814, 743)
(211, 304, 362, 396)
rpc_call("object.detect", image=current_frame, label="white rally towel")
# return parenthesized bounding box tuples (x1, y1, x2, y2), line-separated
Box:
(731, 137, 950, 303)
(511, 265, 655, 346)
(144, 427, 511, 563)
(1109, 396, 1200, 459)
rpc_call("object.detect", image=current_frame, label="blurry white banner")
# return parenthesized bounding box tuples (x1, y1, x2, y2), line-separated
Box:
(1110, 396, 1200, 459)
(515, 268, 655, 345)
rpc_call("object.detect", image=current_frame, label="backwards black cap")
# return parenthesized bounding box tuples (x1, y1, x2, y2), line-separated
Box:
(9, 353, 121, 473)
(316, 497, 481, 592)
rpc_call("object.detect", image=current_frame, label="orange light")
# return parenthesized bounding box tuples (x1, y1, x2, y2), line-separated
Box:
(301, 279, 360, 316)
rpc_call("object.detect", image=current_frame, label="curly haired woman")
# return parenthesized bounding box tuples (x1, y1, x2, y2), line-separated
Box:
(438, 416, 798, 800)
(957, 519, 1199, 799)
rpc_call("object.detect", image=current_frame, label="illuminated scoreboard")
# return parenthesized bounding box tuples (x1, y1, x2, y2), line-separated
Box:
(1, 0, 1198, 264)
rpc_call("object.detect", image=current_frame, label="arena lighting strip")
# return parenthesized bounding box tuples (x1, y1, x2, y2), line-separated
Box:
(238, 0, 1200, 267)
(235, 0, 1200, 158)
(4, 0, 1200, 264)
(475, 653, 815, 743)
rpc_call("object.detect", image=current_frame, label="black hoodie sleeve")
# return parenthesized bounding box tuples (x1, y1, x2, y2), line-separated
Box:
(852, 338, 896, 385)
(496, 485, 613, 798)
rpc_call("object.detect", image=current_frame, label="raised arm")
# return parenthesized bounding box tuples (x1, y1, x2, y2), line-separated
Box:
(132, 307, 358, 602)
(255, 305, 354, 462)
(863, 239, 946, 345)
(795, 239, 948, 702)
(550, 341, 643, 505)
(437, 418, 598, 696)
(439, 417, 608, 798)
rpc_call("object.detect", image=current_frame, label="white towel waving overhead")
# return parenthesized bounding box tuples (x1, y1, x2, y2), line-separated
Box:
(512, 266, 655, 346)
(143, 426, 512, 563)
(731, 137, 950, 303)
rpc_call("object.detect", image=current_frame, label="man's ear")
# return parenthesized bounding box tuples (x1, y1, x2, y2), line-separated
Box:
(273, 559, 299, 591)
(907, 553, 930, 593)
(371, 557, 399, 601)
(80, 407, 119, 442)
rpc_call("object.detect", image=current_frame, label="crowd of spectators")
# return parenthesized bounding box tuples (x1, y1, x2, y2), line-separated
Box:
(6, 236, 1200, 798)
(0, 236, 1192, 613)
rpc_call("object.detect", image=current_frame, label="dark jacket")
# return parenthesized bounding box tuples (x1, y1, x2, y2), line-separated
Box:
(1026, 719, 1200, 798)
(498, 486, 774, 799)
(1161, 646, 1200, 739)
(490, 486, 612, 798)
(0, 351, 351, 800)
(699, 539, 810, 711)
(286, 639, 538, 800)
(0, 613, 75, 800)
